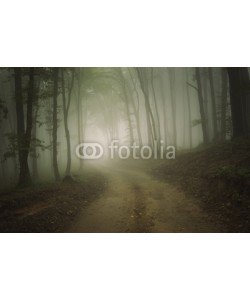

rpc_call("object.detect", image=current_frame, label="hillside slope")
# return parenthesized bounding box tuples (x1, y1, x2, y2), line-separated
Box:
(152, 139, 250, 232)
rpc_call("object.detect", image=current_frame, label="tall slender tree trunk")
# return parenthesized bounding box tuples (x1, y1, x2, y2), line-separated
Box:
(123, 91, 134, 146)
(159, 75, 168, 145)
(20, 67, 34, 186)
(82, 96, 88, 145)
(202, 70, 209, 129)
(145, 92, 157, 144)
(227, 67, 250, 138)
(220, 68, 228, 141)
(135, 68, 157, 146)
(61, 68, 75, 177)
(76, 70, 84, 171)
(14, 68, 26, 185)
(32, 107, 39, 181)
(150, 69, 161, 142)
(32, 78, 40, 181)
(168, 69, 177, 148)
(185, 69, 193, 149)
(195, 68, 209, 144)
(129, 94, 142, 146)
(208, 68, 218, 141)
(14, 68, 34, 186)
(118, 69, 135, 146)
(52, 68, 60, 181)
(128, 69, 142, 146)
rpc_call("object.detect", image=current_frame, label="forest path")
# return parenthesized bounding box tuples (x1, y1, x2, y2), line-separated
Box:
(69, 163, 223, 232)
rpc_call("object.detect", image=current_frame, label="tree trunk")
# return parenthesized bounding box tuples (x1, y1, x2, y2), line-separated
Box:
(32, 78, 41, 181)
(118, 69, 135, 146)
(52, 68, 60, 181)
(208, 68, 218, 141)
(76, 69, 84, 171)
(220, 68, 228, 141)
(159, 74, 168, 145)
(168, 69, 177, 148)
(61, 68, 74, 177)
(136, 68, 157, 146)
(14, 68, 34, 186)
(195, 68, 209, 144)
(128, 88, 142, 146)
(127, 70, 143, 146)
(14, 68, 26, 185)
(123, 90, 134, 146)
(202, 69, 209, 130)
(227, 67, 250, 138)
(185, 69, 193, 149)
(32, 107, 39, 181)
(150, 69, 161, 142)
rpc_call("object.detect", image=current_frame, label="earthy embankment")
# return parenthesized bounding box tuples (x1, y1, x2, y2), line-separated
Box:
(0, 170, 107, 232)
(151, 138, 250, 232)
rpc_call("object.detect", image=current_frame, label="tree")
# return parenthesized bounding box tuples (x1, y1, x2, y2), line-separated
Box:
(227, 67, 250, 138)
(128, 68, 143, 146)
(150, 68, 161, 142)
(118, 69, 134, 146)
(136, 68, 157, 146)
(195, 68, 209, 144)
(76, 68, 84, 171)
(220, 68, 228, 141)
(208, 68, 218, 141)
(14, 67, 34, 186)
(61, 68, 75, 177)
(31, 80, 40, 181)
(168, 69, 177, 148)
(185, 69, 193, 149)
(159, 69, 168, 145)
(52, 68, 60, 181)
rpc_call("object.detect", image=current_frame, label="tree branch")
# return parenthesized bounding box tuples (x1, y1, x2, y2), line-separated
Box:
(186, 82, 198, 91)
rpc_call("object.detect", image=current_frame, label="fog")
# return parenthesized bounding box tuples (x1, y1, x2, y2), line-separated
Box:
(0, 67, 232, 187)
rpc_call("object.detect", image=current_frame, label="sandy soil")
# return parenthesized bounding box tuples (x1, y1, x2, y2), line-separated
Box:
(69, 164, 225, 232)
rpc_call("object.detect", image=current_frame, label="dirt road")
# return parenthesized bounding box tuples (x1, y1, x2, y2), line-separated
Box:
(69, 164, 224, 232)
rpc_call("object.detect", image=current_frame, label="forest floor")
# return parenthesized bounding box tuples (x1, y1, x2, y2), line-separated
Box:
(151, 138, 250, 232)
(0, 169, 107, 232)
(1, 139, 249, 233)
(68, 162, 225, 232)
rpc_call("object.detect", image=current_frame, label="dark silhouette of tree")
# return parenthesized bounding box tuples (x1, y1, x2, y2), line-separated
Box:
(168, 69, 177, 148)
(208, 68, 218, 141)
(185, 69, 193, 149)
(52, 68, 60, 181)
(195, 68, 209, 144)
(61, 68, 75, 177)
(227, 67, 250, 138)
(136, 68, 157, 146)
(220, 68, 228, 141)
(14, 67, 34, 186)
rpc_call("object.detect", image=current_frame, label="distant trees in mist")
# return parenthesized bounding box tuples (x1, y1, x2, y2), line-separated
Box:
(0, 67, 249, 187)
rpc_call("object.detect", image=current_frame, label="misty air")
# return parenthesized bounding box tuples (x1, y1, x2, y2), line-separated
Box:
(0, 67, 249, 232)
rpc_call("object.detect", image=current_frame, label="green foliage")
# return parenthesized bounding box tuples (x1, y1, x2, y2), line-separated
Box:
(3, 133, 18, 161)
(29, 137, 50, 155)
(3, 133, 49, 162)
